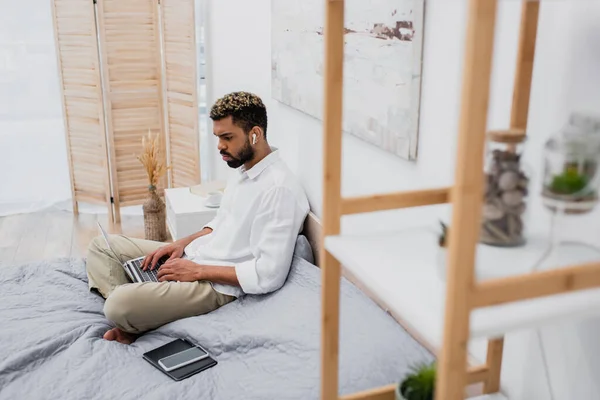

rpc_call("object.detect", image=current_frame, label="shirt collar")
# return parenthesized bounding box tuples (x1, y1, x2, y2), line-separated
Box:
(239, 147, 280, 180)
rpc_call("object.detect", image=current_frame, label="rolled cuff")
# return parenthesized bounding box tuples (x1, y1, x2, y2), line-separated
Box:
(234, 258, 262, 294)
(203, 216, 220, 231)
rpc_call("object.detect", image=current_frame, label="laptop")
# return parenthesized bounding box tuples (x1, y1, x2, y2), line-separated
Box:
(97, 222, 164, 283)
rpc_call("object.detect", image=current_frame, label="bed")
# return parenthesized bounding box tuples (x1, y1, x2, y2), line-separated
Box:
(0, 229, 433, 399)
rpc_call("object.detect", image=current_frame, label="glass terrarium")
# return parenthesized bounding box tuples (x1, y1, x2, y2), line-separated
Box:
(480, 129, 530, 247)
(542, 126, 600, 214)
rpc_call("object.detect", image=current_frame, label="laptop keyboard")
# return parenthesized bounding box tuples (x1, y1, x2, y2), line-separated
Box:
(130, 258, 160, 282)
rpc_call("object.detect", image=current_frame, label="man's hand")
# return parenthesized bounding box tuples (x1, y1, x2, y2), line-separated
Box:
(142, 227, 213, 271)
(157, 258, 202, 282)
(142, 242, 186, 270)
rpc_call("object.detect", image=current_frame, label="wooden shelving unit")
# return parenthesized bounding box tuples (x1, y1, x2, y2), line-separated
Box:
(318, 1, 600, 399)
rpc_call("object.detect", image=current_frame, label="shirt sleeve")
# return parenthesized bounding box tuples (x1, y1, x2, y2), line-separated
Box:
(234, 187, 307, 295)
(203, 211, 222, 232)
(203, 186, 229, 231)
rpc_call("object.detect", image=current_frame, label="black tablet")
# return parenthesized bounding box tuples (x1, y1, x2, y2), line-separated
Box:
(143, 339, 217, 381)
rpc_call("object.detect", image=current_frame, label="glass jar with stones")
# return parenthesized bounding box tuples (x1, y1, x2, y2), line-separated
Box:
(480, 129, 529, 247)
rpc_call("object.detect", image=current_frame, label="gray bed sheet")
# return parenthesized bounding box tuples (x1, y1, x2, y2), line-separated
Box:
(0, 246, 433, 400)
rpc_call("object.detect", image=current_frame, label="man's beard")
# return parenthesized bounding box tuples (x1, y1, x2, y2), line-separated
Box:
(221, 139, 255, 169)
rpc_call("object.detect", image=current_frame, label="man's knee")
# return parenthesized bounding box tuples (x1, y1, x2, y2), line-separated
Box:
(90, 235, 106, 251)
(87, 234, 120, 271)
(103, 286, 140, 331)
(86, 236, 109, 279)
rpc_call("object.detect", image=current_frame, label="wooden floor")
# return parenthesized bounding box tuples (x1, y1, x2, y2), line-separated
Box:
(0, 209, 149, 265)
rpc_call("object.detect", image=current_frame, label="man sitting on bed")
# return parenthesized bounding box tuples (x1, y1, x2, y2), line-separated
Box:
(86, 91, 310, 344)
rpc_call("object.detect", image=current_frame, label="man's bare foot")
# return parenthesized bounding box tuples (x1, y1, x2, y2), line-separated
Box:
(103, 327, 139, 344)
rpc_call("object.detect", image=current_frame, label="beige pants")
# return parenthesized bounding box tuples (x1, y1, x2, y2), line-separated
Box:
(86, 234, 236, 334)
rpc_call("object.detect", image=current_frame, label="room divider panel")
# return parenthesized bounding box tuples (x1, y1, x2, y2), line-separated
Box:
(51, 0, 200, 223)
(95, 0, 167, 221)
(160, 0, 201, 189)
(51, 0, 114, 219)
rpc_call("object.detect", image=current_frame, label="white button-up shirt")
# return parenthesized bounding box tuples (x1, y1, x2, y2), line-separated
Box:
(183, 149, 310, 298)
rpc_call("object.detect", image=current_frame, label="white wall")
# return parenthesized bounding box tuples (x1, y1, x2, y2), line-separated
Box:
(0, 0, 72, 216)
(207, 0, 600, 398)
(0, 120, 72, 215)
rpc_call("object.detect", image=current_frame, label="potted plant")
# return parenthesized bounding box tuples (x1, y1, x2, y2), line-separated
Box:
(438, 221, 449, 248)
(396, 361, 436, 400)
(435, 221, 449, 280)
(137, 130, 170, 241)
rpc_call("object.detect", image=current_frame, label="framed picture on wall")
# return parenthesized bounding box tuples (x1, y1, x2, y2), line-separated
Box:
(271, 0, 425, 161)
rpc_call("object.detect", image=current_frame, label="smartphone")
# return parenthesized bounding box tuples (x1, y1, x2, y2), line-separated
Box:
(158, 346, 210, 372)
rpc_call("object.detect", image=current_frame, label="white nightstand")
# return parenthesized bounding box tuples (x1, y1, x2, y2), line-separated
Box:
(164, 186, 222, 241)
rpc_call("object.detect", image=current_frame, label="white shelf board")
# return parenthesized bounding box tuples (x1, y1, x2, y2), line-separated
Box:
(325, 224, 600, 362)
(469, 394, 508, 400)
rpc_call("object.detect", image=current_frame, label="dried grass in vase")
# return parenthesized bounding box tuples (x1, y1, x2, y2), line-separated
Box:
(136, 130, 170, 190)
(136, 130, 169, 241)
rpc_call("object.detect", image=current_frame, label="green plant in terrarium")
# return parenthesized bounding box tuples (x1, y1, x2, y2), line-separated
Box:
(549, 165, 589, 195)
(542, 122, 600, 213)
(397, 362, 436, 400)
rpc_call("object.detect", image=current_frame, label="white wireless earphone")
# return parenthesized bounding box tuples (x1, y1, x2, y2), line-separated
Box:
(252, 133, 257, 145)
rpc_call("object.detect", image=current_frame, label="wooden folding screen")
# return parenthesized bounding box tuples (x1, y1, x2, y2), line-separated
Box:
(51, 0, 115, 222)
(52, 0, 201, 223)
(96, 0, 167, 221)
(160, 0, 201, 188)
